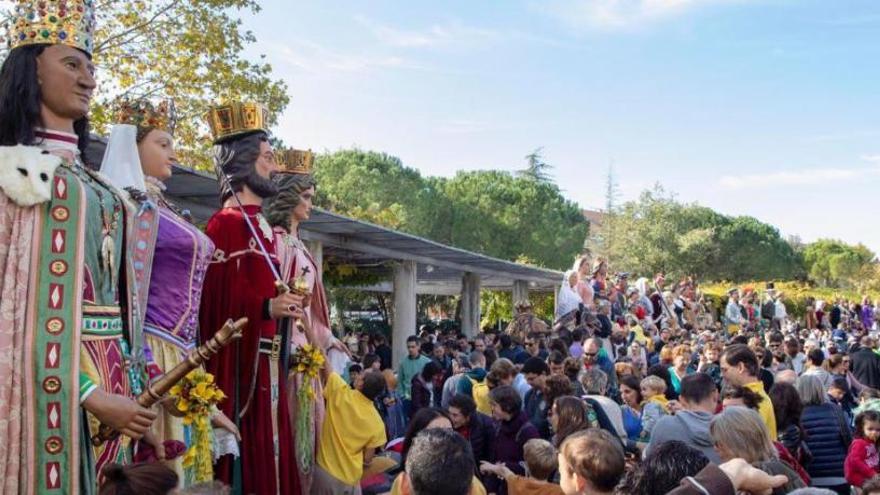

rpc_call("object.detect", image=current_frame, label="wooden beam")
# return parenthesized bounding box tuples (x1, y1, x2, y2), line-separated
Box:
(300, 229, 558, 285)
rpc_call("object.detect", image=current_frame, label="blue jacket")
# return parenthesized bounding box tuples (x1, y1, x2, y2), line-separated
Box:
(800, 402, 851, 482)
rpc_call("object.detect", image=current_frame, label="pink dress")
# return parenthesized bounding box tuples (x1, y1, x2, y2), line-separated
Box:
(275, 228, 335, 494)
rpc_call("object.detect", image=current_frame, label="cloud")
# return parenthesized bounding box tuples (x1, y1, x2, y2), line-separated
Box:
(719, 156, 880, 189)
(265, 40, 429, 74)
(354, 16, 501, 49)
(536, 0, 738, 31)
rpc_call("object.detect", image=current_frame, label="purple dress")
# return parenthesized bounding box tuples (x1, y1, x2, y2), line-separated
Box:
(143, 203, 214, 482)
(144, 207, 214, 353)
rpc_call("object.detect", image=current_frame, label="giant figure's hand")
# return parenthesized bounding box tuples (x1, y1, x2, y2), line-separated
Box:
(82, 389, 157, 439)
(269, 291, 305, 319)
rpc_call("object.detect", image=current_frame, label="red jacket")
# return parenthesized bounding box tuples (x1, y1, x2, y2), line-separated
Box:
(845, 438, 880, 487)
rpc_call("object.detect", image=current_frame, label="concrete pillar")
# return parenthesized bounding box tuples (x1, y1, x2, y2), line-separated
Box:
(392, 260, 417, 368)
(461, 272, 481, 337)
(304, 239, 323, 274)
(512, 280, 529, 306)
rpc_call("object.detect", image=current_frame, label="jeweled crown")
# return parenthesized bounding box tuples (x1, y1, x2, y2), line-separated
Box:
(278, 148, 314, 175)
(115, 99, 176, 134)
(205, 101, 270, 143)
(3, 0, 96, 55)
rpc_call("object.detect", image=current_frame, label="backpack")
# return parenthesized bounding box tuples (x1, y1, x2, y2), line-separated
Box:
(469, 376, 492, 415)
(761, 300, 776, 320)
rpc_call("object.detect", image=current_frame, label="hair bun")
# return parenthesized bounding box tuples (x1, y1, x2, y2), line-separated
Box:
(101, 463, 127, 482)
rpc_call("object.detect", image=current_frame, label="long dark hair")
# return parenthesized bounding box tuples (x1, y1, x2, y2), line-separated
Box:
(263, 172, 317, 230)
(401, 407, 451, 468)
(0, 45, 92, 158)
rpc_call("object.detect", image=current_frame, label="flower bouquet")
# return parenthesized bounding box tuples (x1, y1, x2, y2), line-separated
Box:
(169, 369, 226, 483)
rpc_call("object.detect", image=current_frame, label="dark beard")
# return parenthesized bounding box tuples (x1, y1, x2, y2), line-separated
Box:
(244, 170, 278, 198)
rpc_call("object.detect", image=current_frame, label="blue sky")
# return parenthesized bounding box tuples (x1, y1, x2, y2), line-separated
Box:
(240, 0, 880, 254)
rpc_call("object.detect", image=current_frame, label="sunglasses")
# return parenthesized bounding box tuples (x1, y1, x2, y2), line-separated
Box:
(583, 352, 598, 358)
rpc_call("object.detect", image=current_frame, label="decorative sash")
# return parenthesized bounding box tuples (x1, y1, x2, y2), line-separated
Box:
(25, 166, 86, 494)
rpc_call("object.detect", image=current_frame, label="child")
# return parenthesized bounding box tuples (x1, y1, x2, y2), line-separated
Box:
(639, 375, 669, 441)
(697, 342, 722, 390)
(557, 429, 625, 495)
(479, 439, 564, 495)
(846, 410, 880, 488)
(854, 389, 880, 416)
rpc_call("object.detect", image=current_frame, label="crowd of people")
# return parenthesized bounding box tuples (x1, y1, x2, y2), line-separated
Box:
(328, 264, 880, 495)
(2, 2, 880, 495)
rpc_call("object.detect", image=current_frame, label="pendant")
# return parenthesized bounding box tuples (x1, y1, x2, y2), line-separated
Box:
(101, 233, 117, 289)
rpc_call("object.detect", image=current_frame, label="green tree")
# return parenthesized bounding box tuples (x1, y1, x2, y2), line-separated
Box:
(35, 0, 291, 169)
(518, 147, 554, 183)
(803, 239, 875, 287)
(602, 185, 802, 282)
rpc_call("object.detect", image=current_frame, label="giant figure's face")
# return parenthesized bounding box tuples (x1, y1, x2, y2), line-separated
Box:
(36, 45, 96, 120)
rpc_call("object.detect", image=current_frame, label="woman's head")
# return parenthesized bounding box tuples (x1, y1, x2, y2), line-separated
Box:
(0, 44, 94, 155)
(401, 407, 452, 465)
(672, 344, 691, 368)
(617, 441, 709, 495)
(136, 128, 176, 181)
(620, 375, 644, 407)
(550, 396, 589, 446)
(264, 172, 318, 230)
(795, 375, 826, 406)
(99, 462, 178, 495)
(489, 385, 521, 422)
(769, 382, 803, 431)
(709, 406, 776, 463)
(720, 384, 764, 410)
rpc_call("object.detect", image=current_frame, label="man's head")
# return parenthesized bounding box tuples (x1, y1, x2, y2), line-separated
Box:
(524, 332, 542, 357)
(679, 372, 718, 412)
(473, 337, 486, 353)
(433, 342, 446, 360)
(447, 394, 477, 429)
(806, 348, 825, 368)
(784, 338, 801, 357)
(457, 335, 471, 352)
(359, 371, 386, 401)
(583, 338, 602, 365)
(403, 428, 475, 495)
(558, 429, 625, 495)
(579, 367, 609, 396)
(214, 131, 278, 201)
(720, 344, 759, 386)
(766, 332, 785, 359)
(468, 351, 486, 370)
(522, 357, 550, 390)
(407, 336, 421, 358)
(775, 369, 798, 384)
(547, 351, 565, 376)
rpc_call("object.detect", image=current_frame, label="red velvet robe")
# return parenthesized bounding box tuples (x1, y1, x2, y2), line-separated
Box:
(199, 205, 299, 494)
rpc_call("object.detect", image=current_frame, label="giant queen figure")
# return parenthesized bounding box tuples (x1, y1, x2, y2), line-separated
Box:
(264, 149, 349, 494)
(199, 102, 302, 494)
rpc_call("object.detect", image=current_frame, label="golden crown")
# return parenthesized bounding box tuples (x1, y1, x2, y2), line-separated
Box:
(115, 99, 177, 134)
(3, 0, 96, 55)
(278, 148, 314, 175)
(205, 101, 270, 143)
